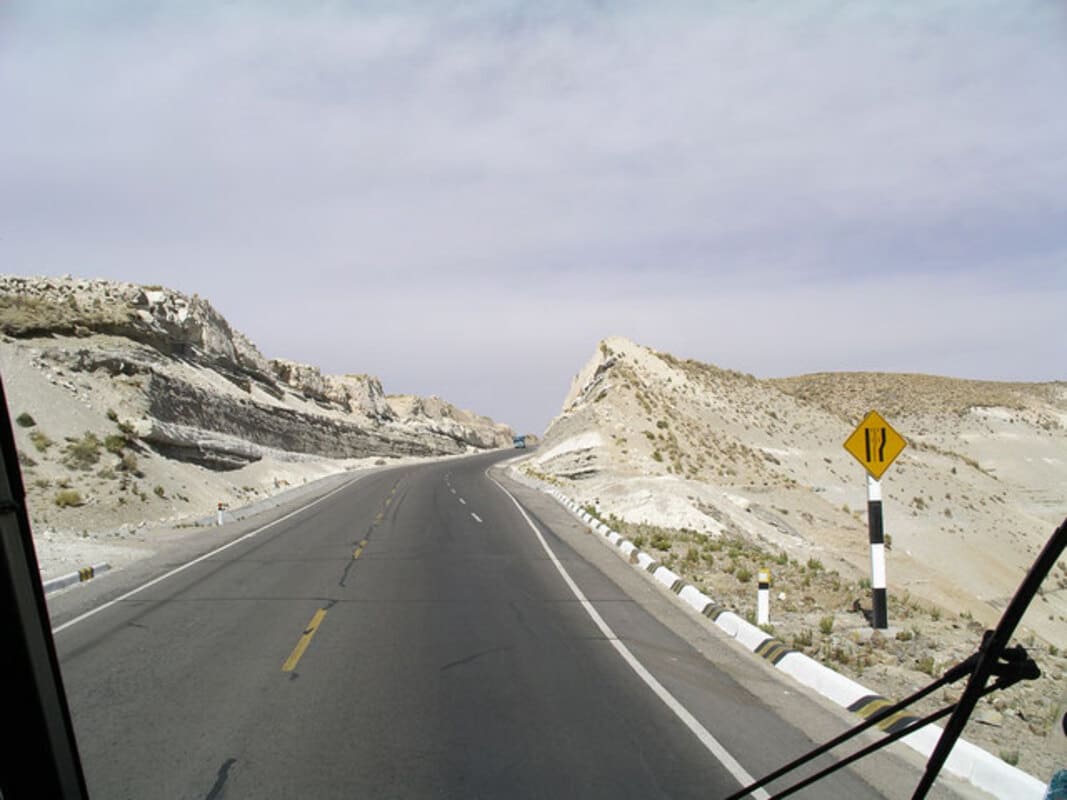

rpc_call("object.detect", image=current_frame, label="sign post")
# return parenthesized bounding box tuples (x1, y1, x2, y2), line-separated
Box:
(844, 410, 906, 630)
(865, 474, 888, 628)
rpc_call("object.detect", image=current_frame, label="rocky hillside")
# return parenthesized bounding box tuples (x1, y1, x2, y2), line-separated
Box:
(384, 393, 516, 451)
(0, 275, 512, 535)
(524, 336, 1067, 779)
(528, 336, 1066, 639)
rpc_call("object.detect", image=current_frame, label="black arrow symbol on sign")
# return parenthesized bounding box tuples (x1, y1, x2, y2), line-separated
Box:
(864, 426, 889, 463)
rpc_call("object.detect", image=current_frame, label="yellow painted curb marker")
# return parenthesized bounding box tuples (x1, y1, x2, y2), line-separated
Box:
(282, 608, 327, 672)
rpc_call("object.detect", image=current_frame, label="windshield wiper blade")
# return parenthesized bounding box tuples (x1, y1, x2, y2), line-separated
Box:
(911, 516, 1065, 798)
(725, 516, 1063, 800)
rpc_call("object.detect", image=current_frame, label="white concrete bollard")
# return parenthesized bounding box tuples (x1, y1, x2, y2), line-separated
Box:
(757, 568, 771, 626)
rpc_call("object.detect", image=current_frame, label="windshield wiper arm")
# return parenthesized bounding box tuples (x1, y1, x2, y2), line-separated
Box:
(725, 516, 1064, 800)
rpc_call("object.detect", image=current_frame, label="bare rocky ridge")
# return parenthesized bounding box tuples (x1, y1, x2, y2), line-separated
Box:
(524, 335, 1066, 780)
(0, 274, 512, 563)
(385, 393, 518, 450)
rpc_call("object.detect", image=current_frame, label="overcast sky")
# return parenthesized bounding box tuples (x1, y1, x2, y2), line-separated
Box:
(2, 2, 1065, 434)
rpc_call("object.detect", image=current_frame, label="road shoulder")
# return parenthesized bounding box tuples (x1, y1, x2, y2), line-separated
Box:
(493, 466, 989, 800)
(44, 466, 381, 628)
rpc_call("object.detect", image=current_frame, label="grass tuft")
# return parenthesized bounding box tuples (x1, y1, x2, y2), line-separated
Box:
(62, 432, 102, 470)
(54, 489, 83, 507)
(29, 430, 53, 452)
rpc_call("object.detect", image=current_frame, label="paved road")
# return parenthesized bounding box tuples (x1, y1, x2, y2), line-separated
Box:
(51, 451, 954, 799)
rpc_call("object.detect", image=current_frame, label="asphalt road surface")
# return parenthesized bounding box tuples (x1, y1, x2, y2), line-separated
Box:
(49, 451, 969, 799)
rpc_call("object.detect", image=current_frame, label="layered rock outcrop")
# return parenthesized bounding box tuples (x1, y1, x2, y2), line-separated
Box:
(0, 275, 514, 469)
(386, 394, 514, 450)
(530, 336, 1066, 636)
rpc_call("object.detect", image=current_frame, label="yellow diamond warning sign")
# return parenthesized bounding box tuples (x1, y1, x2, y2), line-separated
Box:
(843, 410, 907, 480)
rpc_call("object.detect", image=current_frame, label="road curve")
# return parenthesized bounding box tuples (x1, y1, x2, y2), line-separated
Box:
(52, 451, 933, 798)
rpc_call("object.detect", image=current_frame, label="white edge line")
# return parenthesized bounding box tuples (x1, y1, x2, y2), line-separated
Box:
(487, 469, 768, 799)
(52, 475, 364, 635)
(523, 471, 1049, 800)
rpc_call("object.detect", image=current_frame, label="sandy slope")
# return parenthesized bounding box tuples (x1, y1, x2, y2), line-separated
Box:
(1, 336, 394, 577)
(525, 336, 1066, 779)
(0, 274, 513, 579)
(532, 336, 1066, 643)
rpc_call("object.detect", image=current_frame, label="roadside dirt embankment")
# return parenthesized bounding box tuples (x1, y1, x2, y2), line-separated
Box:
(0, 274, 513, 576)
(525, 335, 1066, 781)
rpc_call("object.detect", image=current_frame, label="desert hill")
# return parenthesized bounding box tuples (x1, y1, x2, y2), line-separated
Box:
(533, 337, 1065, 625)
(0, 275, 513, 547)
(522, 336, 1066, 776)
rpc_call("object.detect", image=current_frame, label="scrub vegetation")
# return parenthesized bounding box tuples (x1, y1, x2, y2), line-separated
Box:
(576, 507, 1066, 778)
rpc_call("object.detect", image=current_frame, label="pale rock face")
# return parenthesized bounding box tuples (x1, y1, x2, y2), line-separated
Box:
(385, 394, 421, 418)
(326, 374, 395, 420)
(0, 274, 514, 469)
(143, 290, 239, 363)
(232, 330, 273, 377)
(270, 363, 394, 421)
(270, 359, 330, 401)
(522, 334, 1067, 779)
(386, 394, 514, 449)
(531, 335, 1067, 647)
(0, 275, 247, 366)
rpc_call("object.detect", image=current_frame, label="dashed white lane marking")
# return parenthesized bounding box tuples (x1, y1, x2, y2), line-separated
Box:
(458, 497, 466, 505)
(487, 470, 768, 799)
(450, 488, 456, 494)
(471, 513, 483, 523)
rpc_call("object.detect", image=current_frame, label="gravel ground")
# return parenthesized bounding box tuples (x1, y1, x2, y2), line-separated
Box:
(576, 509, 1067, 784)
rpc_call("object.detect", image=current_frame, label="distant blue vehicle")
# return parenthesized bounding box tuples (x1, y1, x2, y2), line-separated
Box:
(513, 434, 527, 449)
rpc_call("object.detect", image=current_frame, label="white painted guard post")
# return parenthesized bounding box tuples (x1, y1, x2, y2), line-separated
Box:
(757, 568, 770, 626)
(216, 502, 225, 527)
(867, 475, 888, 629)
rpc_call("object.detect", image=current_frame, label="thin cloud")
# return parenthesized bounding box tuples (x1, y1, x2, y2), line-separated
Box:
(1, 2, 1064, 432)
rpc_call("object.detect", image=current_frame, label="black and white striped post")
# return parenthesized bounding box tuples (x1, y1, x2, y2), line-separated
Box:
(844, 410, 906, 632)
(866, 475, 888, 629)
